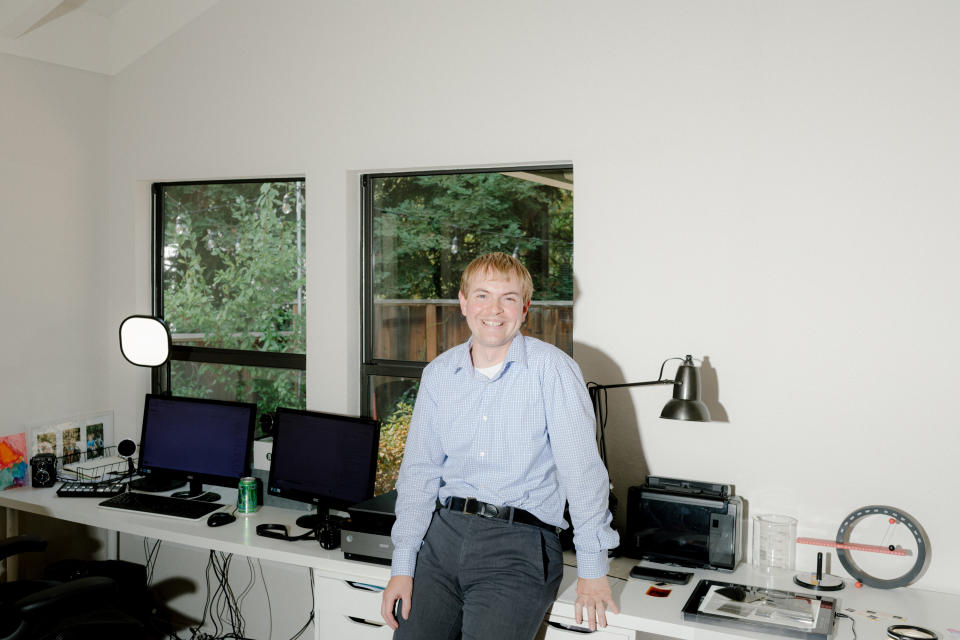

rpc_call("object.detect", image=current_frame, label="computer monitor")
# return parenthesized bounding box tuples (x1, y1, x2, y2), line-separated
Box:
(267, 408, 379, 529)
(137, 394, 257, 500)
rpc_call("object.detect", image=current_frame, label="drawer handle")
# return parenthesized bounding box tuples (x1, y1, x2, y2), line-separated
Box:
(346, 580, 385, 592)
(547, 620, 595, 634)
(347, 616, 385, 627)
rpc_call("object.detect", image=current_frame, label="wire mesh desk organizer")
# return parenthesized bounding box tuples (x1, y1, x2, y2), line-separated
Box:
(57, 446, 128, 482)
(55, 447, 130, 497)
(682, 580, 836, 640)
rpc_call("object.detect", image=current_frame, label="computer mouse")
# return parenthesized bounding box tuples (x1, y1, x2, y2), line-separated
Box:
(207, 512, 237, 527)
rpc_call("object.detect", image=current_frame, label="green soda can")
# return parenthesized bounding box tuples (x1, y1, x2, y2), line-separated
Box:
(237, 476, 258, 514)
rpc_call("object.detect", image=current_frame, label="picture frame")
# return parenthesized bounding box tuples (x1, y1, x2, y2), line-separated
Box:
(27, 410, 115, 460)
(681, 579, 836, 640)
(30, 423, 68, 458)
(80, 411, 112, 459)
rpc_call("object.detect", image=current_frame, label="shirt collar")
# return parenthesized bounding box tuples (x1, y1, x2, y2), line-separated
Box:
(452, 334, 528, 374)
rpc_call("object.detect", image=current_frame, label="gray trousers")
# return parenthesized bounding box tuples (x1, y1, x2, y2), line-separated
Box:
(394, 507, 564, 640)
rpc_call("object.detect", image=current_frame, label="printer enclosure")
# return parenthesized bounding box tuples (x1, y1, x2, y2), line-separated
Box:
(625, 477, 742, 571)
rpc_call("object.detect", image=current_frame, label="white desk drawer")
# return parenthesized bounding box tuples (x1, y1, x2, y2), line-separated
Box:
(318, 613, 394, 639)
(540, 616, 635, 640)
(313, 574, 387, 620)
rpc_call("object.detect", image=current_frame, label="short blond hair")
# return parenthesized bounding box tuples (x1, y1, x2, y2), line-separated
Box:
(460, 252, 534, 304)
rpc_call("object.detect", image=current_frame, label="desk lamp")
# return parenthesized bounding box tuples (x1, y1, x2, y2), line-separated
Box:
(585, 355, 711, 564)
(119, 315, 172, 395)
(587, 355, 711, 467)
(119, 315, 185, 492)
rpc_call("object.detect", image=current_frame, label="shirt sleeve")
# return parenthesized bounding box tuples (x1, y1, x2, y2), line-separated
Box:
(390, 365, 446, 576)
(542, 354, 619, 579)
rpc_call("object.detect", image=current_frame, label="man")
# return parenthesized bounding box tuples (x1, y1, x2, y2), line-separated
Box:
(381, 252, 619, 640)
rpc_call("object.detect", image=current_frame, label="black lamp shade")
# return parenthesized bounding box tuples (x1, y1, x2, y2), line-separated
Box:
(659, 355, 711, 422)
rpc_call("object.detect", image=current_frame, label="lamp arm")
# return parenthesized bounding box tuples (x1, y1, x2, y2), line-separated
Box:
(587, 355, 709, 467)
(586, 379, 673, 467)
(588, 379, 675, 391)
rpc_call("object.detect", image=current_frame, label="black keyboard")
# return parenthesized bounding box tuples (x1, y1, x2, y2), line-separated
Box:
(98, 492, 225, 521)
(58, 481, 127, 498)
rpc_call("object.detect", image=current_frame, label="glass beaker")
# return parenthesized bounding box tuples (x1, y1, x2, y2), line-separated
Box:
(752, 514, 797, 572)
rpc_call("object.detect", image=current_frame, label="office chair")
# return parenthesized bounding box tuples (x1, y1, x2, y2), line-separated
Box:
(0, 535, 57, 603)
(0, 534, 148, 640)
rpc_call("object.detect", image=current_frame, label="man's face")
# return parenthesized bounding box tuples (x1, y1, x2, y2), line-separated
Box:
(458, 270, 529, 356)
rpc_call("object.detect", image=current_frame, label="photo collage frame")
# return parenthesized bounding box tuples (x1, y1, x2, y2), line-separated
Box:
(27, 410, 114, 463)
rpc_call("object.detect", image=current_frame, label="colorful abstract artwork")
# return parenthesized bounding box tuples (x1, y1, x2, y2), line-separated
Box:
(0, 433, 28, 490)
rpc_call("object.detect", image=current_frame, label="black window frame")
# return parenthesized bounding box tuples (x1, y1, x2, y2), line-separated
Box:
(151, 178, 306, 396)
(360, 164, 573, 410)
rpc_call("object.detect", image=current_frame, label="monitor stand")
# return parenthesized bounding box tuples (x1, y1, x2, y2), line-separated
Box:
(172, 479, 221, 502)
(296, 508, 328, 531)
(296, 506, 348, 530)
(129, 474, 186, 493)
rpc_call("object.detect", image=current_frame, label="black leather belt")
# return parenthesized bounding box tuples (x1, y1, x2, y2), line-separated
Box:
(444, 497, 558, 534)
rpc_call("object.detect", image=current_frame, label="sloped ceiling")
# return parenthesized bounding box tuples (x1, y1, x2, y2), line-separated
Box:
(0, 0, 218, 75)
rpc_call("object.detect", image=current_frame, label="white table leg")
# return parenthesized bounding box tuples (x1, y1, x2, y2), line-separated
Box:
(4, 508, 19, 581)
(312, 568, 321, 640)
(106, 528, 118, 560)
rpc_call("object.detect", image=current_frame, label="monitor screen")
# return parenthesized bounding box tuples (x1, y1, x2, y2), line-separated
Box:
(138, 394, 256, 492)
(267, 408, 379, 513)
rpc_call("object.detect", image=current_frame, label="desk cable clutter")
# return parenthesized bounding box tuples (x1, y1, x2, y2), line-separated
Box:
(256, 516, 343, 549)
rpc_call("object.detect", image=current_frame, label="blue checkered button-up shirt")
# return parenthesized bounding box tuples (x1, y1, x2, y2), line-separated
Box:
(391, 334, 619, 579)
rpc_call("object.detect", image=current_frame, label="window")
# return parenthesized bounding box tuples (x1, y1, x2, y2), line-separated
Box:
(362, 166, 574, 493)
(154, 179, 306, 433)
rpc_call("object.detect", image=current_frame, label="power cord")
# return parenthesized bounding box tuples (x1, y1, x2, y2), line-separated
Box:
(140, 538, 187, 640)
(141, 541, 309, 640)
(143, 537, 163, 585)
(211, 552, 246, 638)
(287, 568, 315, 640)
(257, 559, 272, 640)
(586, 382, 609, 464)
(190, 551, 255, 640)
(836, 612, 857, 640)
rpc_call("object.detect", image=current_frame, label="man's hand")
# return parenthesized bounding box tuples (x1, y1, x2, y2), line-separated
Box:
(380, 575, 413, 630)
(574, 576, 619, 631)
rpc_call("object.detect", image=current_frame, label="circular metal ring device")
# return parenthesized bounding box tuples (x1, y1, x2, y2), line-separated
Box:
(835, 505, 928, 589)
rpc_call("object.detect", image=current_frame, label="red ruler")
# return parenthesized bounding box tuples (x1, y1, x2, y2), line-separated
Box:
(797, 537, 907, 556)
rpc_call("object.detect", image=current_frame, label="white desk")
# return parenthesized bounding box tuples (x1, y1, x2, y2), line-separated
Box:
(0, 486, 384, 640)
(0, 486, 360, 573)
(593, 557, 960, 640)
(2, 487, 959, 640)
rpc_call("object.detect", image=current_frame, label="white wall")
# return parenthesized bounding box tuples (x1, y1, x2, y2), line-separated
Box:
(4, 0, 957, 613)
(100, 0, 960, 595)
(0, 52, 112, 566)
(0, 54, 110, 442)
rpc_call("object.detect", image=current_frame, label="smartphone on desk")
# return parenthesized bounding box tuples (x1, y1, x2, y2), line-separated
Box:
(628, 565, 693, 585)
